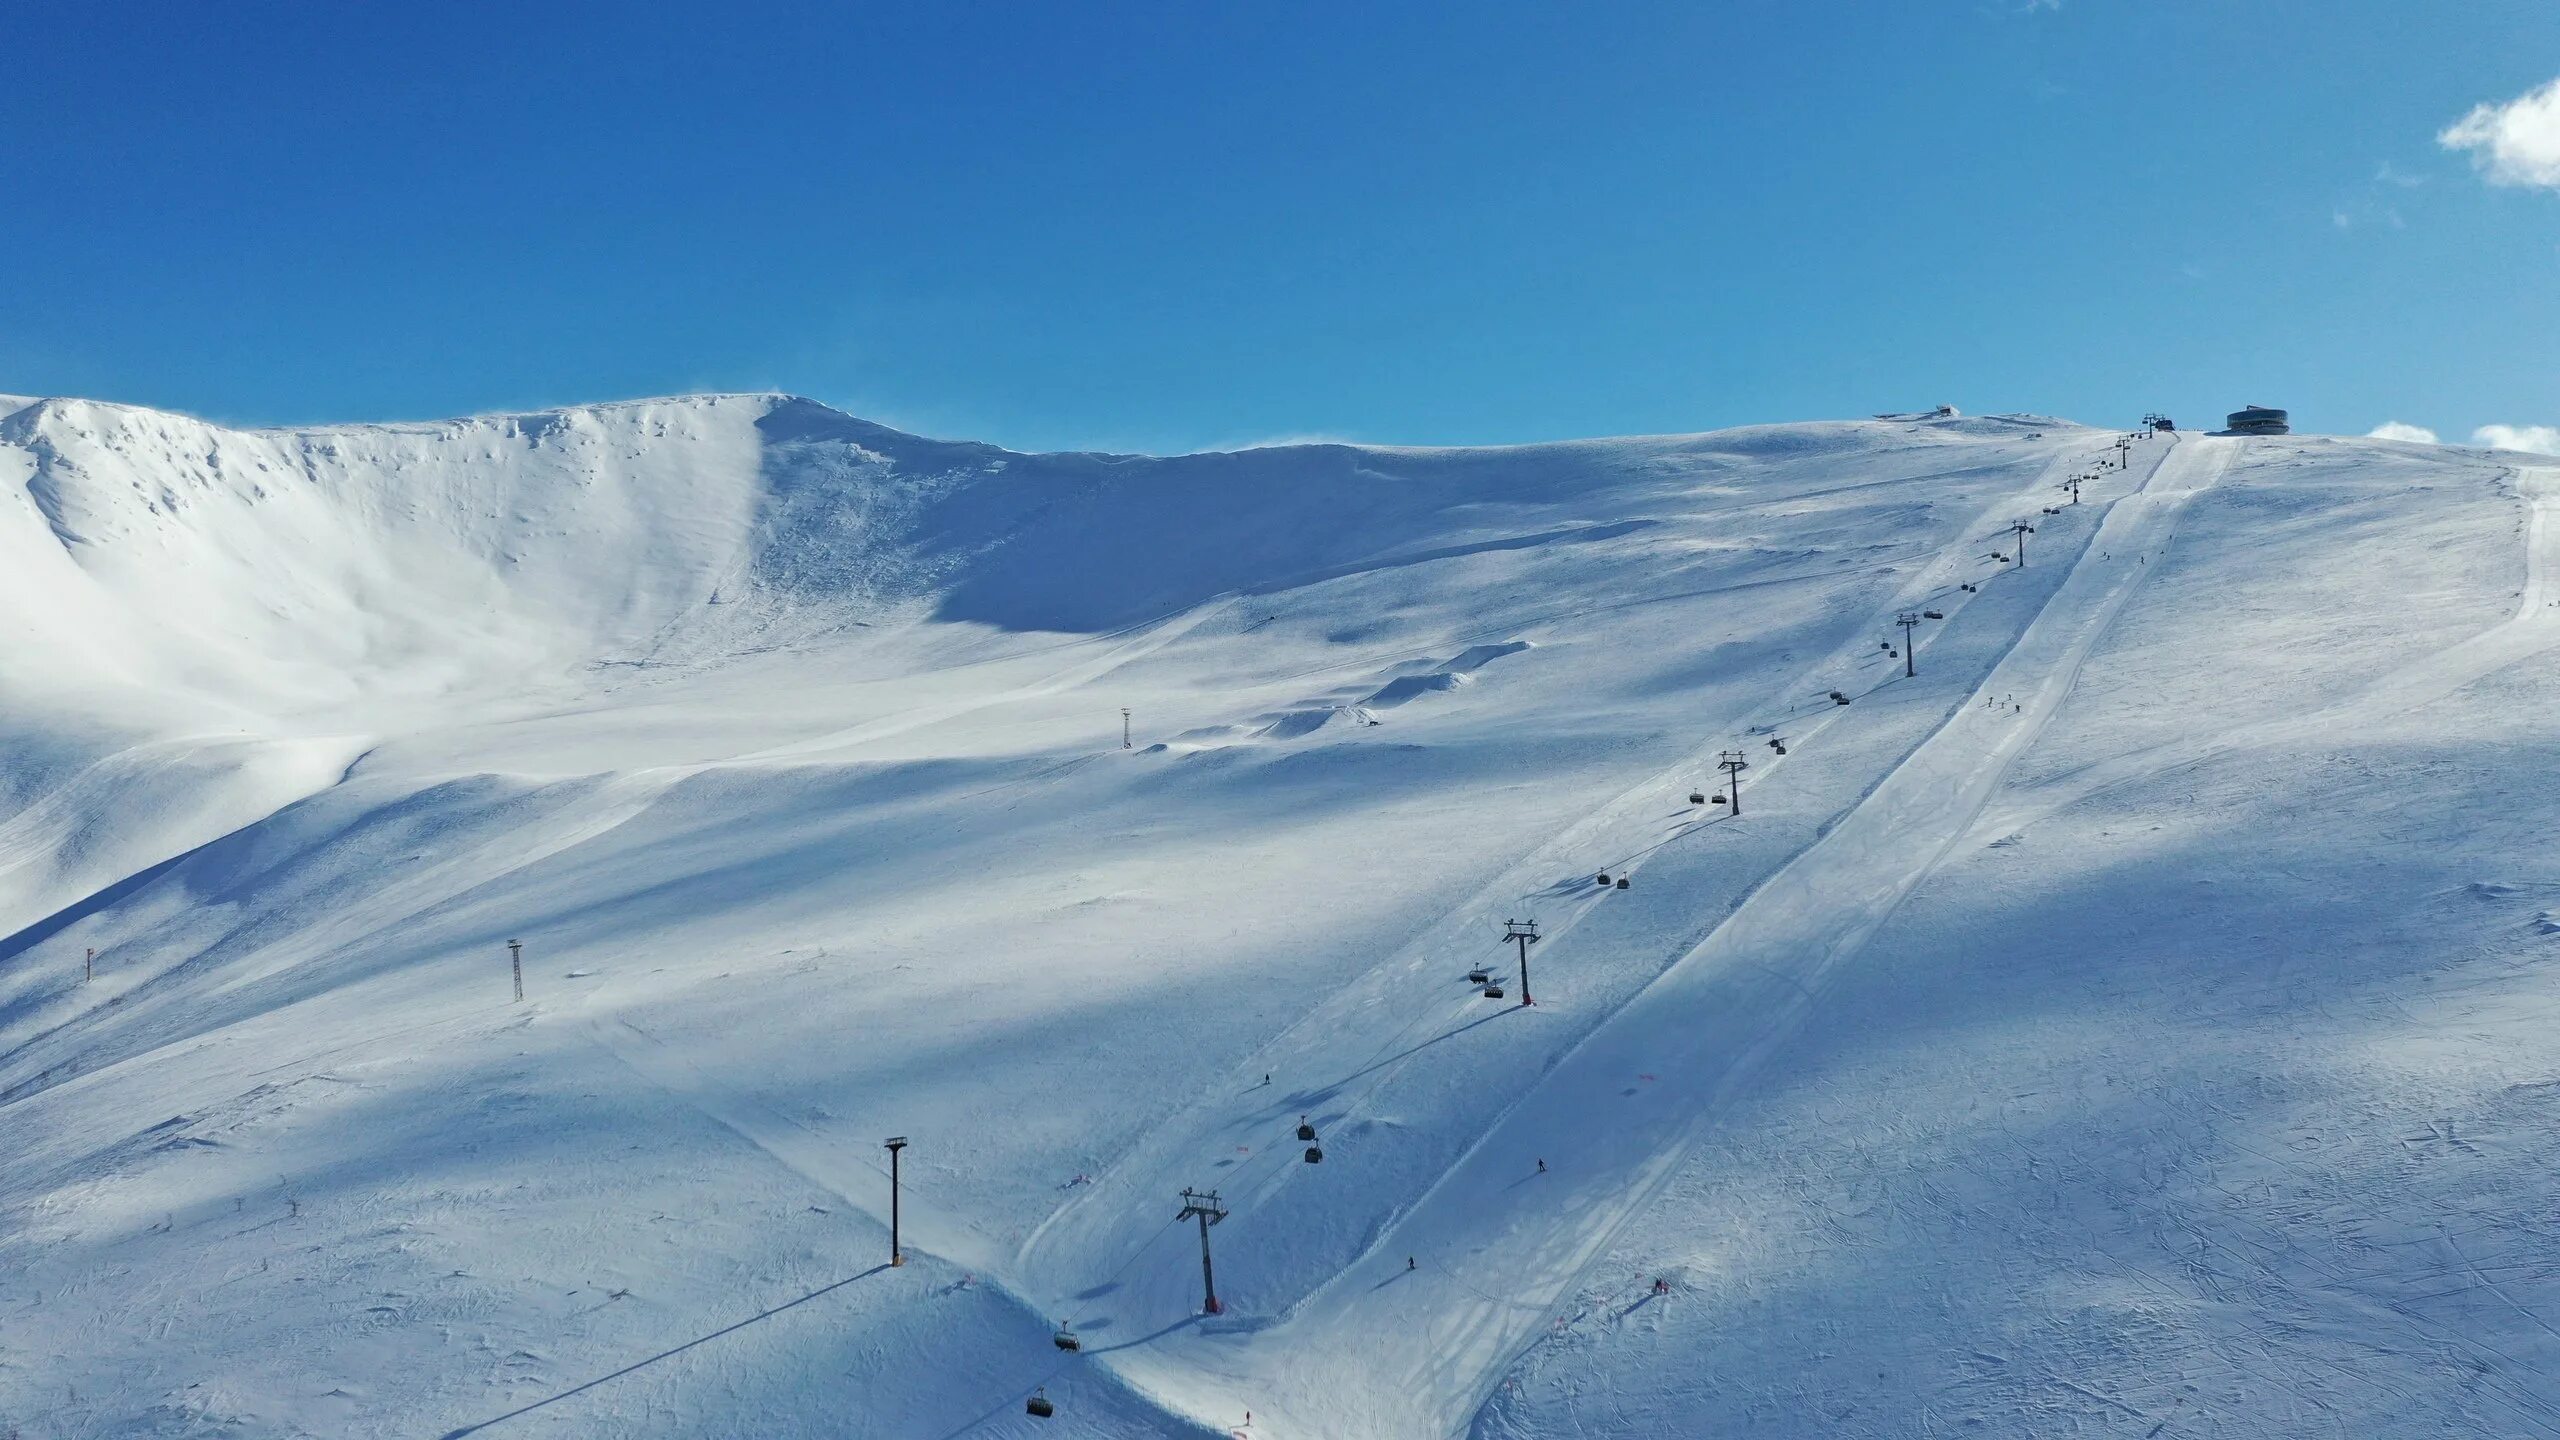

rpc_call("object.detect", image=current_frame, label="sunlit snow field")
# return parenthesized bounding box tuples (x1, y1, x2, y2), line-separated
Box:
(3, 394, 2556, 1438)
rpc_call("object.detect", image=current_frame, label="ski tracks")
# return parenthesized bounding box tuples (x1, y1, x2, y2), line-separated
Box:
(1188, 436, 2236, 1438)
(1021, 435, 2131, 1283)
(1965, 464, 2560, 851)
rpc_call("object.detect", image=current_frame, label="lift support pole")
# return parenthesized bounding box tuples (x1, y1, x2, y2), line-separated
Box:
(885, 1137, 908, 1266)
(1179, 1188, 1229, 1313)
(1718, 750, 1750, 817)
(1502, 918, 1541, 1006)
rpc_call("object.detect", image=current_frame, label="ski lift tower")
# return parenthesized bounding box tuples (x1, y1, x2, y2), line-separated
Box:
(1717, 750, 1750, 814)
(1500, 918, 1541, 1006)
(1178, 1188, 1229, 1313)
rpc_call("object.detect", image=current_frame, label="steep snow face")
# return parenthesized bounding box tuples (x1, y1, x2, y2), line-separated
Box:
(2, 395, 758, 722)
(3, 402, 2553, 1439)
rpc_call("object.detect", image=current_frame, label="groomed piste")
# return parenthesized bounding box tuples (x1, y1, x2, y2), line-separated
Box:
(6, 394, 2560, 1437)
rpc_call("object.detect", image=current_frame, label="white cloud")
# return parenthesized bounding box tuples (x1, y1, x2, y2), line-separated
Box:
(2367, 421, 2439, 444)
(2441, 77, 2560, 189)
(2473, 424, 2560, 455)
(1211, 432, 1363, 452)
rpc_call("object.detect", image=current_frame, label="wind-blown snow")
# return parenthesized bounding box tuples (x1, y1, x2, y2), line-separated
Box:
(4, 395, 2558, 1438)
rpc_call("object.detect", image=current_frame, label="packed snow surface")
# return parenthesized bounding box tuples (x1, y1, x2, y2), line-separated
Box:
(5, 392, 2560, 1437)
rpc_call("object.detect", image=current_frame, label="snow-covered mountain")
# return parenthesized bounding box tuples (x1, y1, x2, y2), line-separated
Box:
(5, 393, 2559, 1438)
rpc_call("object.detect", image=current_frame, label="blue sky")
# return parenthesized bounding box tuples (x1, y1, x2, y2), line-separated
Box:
(3, 1, 2556, 452)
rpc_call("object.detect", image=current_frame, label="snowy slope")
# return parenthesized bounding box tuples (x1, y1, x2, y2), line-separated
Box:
(2, 395, 2555, 1438)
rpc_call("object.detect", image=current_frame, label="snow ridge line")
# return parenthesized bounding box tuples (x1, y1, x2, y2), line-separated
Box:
(0, 767, 662, 1112)
(583, 1014, 1221, 1439)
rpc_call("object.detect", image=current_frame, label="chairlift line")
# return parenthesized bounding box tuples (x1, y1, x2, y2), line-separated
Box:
(995, 413, 2200, 1378)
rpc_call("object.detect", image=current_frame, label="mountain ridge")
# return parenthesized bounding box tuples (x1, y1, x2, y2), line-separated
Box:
(6, 408, 2555, 1437)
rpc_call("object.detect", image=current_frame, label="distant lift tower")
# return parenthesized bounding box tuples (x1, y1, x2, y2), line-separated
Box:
(2007, 518, 2036, 567)
(1897, 612, 1921, 677)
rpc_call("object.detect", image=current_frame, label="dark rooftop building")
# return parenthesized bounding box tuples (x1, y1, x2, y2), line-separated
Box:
(2226, 405, 2290, 435)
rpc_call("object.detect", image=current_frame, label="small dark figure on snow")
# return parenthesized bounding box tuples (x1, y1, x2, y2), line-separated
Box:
(1408, 1256, 1417, 1271)
(1537, 1158, 1547, 1173)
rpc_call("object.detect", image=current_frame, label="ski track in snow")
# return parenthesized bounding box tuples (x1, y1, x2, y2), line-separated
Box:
(1965, 464, 2560, 852)
(1145, 436, 2236, 1437)
(1018, 438, 2119, 1255)
(1012, 434, 2131, 1357)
